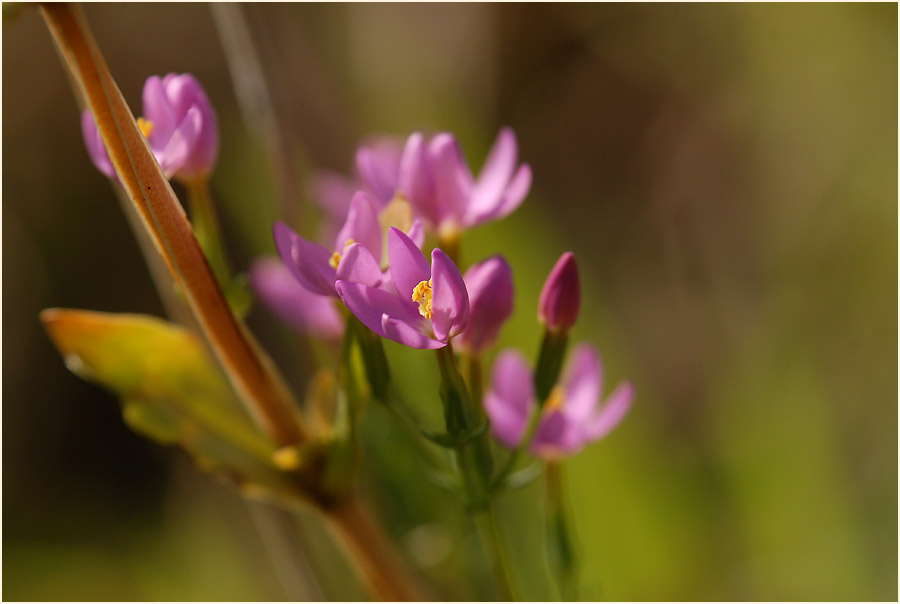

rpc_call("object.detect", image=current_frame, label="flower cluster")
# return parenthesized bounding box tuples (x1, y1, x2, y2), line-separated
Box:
(259, 127, 633, 459)
(78, 73, 632, 460)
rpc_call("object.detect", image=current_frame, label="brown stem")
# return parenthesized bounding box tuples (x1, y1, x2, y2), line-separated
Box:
(40, 3, 306, 447)
(323, 495, 426, 601)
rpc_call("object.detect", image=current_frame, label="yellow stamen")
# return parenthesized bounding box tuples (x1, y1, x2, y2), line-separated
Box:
(544, 385, 565, 412)
(137, 117, 154, 138)
(328, 239, 356, 269)
(412, 279, 433, 319)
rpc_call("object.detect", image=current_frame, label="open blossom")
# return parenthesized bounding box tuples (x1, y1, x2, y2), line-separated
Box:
(275, 191, 423, 299)
(249, 257, 343, 340)
(484, 345, 634, 459)
(312, 128, 531, 239)
(398, 127, 532, 236)
(82, 73, 218, 182)
(456, 256, 514, 354)
(336, 228, 469, 350)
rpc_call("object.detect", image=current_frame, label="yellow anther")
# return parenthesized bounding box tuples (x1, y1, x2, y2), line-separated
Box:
(544, 385, 566, 412)
(137, 117, 154, 138)
(329, 239, 356, 269)
(412, 279, 433, 319)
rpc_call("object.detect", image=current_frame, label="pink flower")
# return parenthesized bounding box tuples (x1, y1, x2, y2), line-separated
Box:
(336, 228, 469, 350)
(484, 345, 634, 459)
(398, 127, 532, 235)
(81, 73, 218, 182)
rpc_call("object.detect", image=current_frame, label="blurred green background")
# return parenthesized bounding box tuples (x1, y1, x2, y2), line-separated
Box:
(3, 3, 896, 601)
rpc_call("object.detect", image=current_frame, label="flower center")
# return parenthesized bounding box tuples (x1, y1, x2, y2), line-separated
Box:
(543, 385, 566, 412)
(411, 279, 433, 319)
(328, 238, 356, 269)
(137, 117, 154, 138)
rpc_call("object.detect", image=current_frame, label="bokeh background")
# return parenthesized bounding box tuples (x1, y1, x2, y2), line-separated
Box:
(3, 3, 897, 601)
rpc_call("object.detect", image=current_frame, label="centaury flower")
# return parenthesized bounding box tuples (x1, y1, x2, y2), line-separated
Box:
(398, 127, 532, 238)
(82, 73, 218, 182)
(336, 228, 469, 350)
(484, 345, 634, 459)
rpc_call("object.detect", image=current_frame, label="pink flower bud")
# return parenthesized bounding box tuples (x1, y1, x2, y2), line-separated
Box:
(538, 252, 580, 331)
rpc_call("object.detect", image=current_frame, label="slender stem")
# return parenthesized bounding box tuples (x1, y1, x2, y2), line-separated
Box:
(435, 344, 516, 600)
(41, 4, 307, 447)
(545, 461, 580, 601)
(184, 177, 233, 288)
(323, 495, 426, 601)
(382, 388, 448, 472)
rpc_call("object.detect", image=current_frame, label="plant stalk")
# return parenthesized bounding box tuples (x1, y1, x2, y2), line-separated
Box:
(323, 495, 426, 602)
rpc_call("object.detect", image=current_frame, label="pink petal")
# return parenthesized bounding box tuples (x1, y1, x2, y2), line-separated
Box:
(398, 132, 439, 225)
(429, 248, 470, 342)
(80, 110, 116, 179)
(458, 256, 514, 354)
(335, 191, 382, 260)
(588, 381, 635, 441)
(335, 243, 384, 288)
(560, 344, 603, 422)
(356, 137, 403, 205)
(273, 221, 336, 297)
(429, 133, 472, 223)
(142, 75, 177, 143)
(249, 257, 343, 340)
(336, 280, 440, 349)
(387, 227, 431, 303)
(470, 127, 517, 215)
(484, 350, 535, 447)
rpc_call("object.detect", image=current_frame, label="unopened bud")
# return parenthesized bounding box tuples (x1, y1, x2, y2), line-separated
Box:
(538, 252, 580, 331)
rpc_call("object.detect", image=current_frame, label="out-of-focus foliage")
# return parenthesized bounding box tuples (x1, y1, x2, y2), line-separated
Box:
(3, 3, 896, 601)
(39, 309, 309, 504)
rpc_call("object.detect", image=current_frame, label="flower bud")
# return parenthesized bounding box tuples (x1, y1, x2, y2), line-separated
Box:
(457, 256, 514, 354)
(538, 252, 580, 331)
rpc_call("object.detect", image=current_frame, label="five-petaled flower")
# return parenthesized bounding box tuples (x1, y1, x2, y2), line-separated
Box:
(82, 73, 218, 182)
(336, 228, 470, 350)
(484, 345, 634, 459)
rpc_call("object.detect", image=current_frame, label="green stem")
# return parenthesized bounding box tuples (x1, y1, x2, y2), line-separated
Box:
(184, 177, 233, 287)
(545, 461, 579, 601)
(436, 344, 516, 600)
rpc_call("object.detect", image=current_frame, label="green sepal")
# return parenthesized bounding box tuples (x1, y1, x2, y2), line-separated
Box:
(534, 329, 570, 404)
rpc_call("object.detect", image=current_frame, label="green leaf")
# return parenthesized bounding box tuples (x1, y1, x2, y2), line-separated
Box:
(41, 308, 310, 505)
